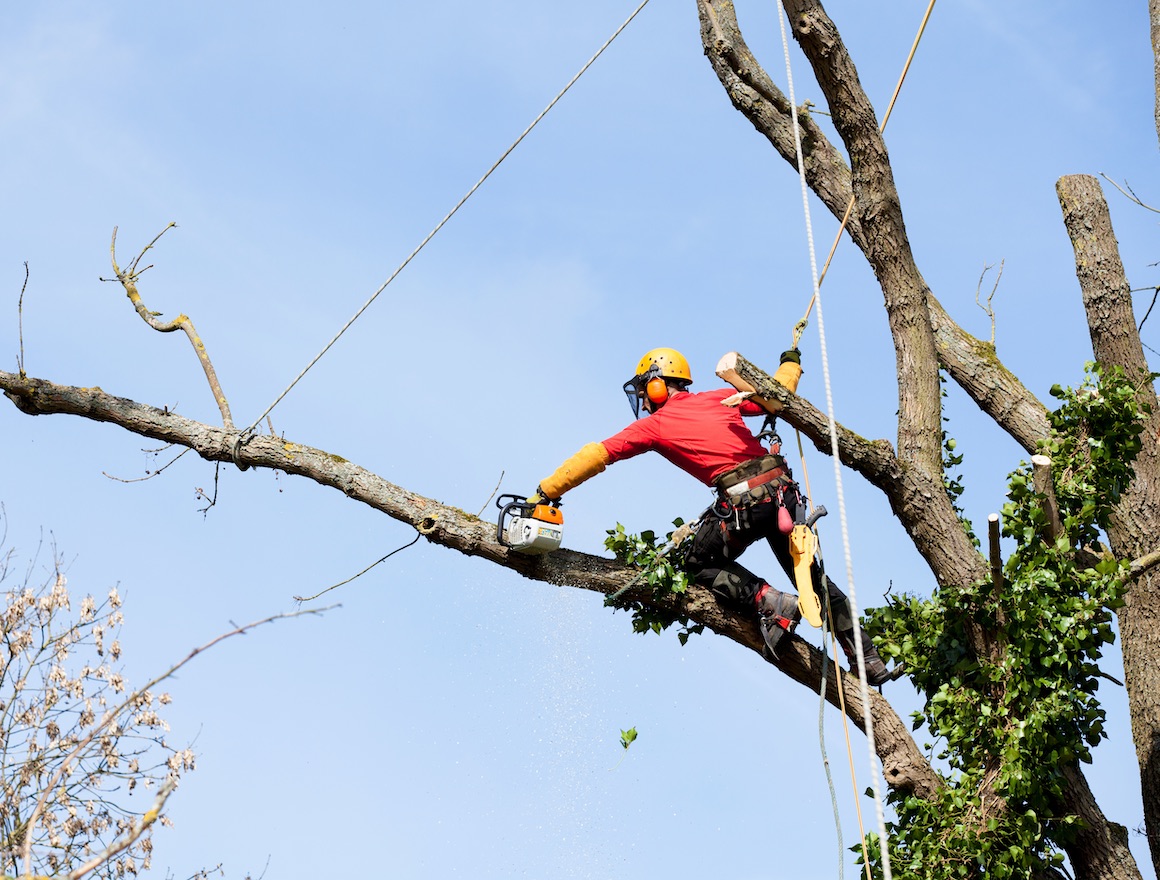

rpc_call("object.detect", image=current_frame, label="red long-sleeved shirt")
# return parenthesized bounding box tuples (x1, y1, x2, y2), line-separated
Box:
(601, 388, 768, 486)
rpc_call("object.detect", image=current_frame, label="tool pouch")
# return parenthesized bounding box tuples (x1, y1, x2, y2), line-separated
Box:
(715, 455, 794, 512)
(716, 454, 786, 492)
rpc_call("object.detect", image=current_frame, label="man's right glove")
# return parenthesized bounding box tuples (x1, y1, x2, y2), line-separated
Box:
(526, 486, 555, 506)
(537, 442, 610, 500)
(780, 348, 801, 365)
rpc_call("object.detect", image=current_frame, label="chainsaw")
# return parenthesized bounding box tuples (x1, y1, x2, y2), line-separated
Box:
(495, 494, 564, 554)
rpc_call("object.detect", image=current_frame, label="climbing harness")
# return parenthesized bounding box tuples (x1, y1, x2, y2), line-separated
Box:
(239, 0, 655, 438)
(774, 0, 939, 877)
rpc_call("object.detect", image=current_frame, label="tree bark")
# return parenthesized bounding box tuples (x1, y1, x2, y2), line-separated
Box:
(719, 351, 987, 589)
(1057, 173, 1160, 878)
(0, 368, 943, 802)
(1060, 764, 1142, 880)
(695, 0, 1052, 456)
(1152, 0, 1160, 149)
(696, 5, 1141, 877)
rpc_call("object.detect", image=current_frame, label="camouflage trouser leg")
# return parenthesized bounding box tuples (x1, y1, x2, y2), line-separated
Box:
(684, 516, 765, 605)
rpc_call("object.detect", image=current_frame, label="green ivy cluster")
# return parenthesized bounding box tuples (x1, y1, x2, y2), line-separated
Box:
(864, 363, 1151, 879)
(604, 521, 704, 645)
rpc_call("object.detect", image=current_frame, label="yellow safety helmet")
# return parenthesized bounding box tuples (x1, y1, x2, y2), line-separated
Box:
(623, 347, 692, 418)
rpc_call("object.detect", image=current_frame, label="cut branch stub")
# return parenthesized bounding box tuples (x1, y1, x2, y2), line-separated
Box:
(1031, 454, 1064, 543)
(109, 225, 235, 429)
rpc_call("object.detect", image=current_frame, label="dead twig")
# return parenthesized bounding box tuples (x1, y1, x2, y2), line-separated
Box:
(975, 260, 1004, 346)
(17, 262, 29, 377)
(195, 462, 222, 515)
(476, 470, 505, 517)
(1099, 173, 1160, 214)
(294, 533, 421, 603)
(66, 777, 177, 880)
(104, 225, 235, 429)
(103, 447, 191, 483)
(1133, 285, 1160, 333)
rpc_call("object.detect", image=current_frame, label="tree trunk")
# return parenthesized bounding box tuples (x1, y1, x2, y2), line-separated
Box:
(1151, 0, 1160, 148)
(1057, 173, 1160, 877)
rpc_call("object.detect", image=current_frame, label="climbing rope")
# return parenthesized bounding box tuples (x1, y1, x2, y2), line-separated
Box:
(242, 0, 654, 437)
(776, 1, 938, 877)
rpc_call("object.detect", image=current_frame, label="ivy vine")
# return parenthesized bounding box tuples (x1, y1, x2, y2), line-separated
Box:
(864, 363, 1153, 878)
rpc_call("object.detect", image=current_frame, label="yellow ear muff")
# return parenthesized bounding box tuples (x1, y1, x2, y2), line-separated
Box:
(646, 377, 669, 404)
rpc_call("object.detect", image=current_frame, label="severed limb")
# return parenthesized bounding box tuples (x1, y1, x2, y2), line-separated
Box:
(108, 224, 235, 428)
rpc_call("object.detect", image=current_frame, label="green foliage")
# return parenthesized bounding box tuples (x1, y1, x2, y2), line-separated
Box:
(864, 363, 1152, 879)
(603, 520, 704, 644)
(619, 727, 638, 750)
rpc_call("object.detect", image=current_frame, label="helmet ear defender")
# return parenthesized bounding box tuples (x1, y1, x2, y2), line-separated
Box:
(645, 377, 669, 404)
(624, 349, 691, 418)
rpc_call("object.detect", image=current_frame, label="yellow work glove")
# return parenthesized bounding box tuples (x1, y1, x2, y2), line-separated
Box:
(772, 349, 802, 396)
(539, 442, 610, 500)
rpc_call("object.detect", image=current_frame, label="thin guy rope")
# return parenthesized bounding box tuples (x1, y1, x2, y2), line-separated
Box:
(243, 0, 654, 435)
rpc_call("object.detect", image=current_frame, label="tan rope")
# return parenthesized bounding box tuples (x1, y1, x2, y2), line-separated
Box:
(791, 0, 939, 350)
(778, 2, 939, 877)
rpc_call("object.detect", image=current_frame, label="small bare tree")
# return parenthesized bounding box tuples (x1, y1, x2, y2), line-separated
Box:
(0, 514, 190, 880)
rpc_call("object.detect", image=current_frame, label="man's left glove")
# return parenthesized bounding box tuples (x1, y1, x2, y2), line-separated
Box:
(772, 349, 803, 396)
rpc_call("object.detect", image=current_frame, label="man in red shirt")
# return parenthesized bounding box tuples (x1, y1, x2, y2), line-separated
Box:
(533, 347, 891, 686)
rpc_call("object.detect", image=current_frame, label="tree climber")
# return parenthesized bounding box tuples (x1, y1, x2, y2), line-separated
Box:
(530, 347, 892, 686)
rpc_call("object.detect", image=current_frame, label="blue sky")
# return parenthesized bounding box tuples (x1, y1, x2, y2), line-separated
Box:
(2, 1, 1157, 877)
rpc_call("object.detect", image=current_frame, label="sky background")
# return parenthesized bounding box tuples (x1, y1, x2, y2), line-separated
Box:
(1, 1, 1157, 877)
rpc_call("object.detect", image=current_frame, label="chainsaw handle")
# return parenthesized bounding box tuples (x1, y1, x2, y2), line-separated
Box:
(495, 495, 528, 544)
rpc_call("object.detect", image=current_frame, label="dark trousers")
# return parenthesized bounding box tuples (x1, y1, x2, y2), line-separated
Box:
(683, 488, 855, 633)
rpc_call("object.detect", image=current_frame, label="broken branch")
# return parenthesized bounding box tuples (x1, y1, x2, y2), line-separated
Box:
(109, 225, 235, 429)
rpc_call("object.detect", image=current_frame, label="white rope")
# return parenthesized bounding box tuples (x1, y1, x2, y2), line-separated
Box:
(243, 0, 654, 435)
(774, 5, 894, 880)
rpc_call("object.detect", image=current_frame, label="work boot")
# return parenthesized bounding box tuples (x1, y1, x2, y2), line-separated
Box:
(755, 584, 800, 656)
(837, 627, 891, 686)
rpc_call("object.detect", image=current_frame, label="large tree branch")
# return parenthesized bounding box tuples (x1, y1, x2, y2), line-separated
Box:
(695, 0, 856, 234)
(719, 351, 987, 589)
(695, 0, 1051, 457)
(0, 368, 941, 801)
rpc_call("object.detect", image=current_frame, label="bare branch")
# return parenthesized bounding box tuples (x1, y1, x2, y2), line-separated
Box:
(1100, 173, 1160, 214)
(102, 447, 191, 483)
(66, 776, 177, 880)
(294, 533, 421, 603)
(0, 368, 940, 798)
(106, 225, 235, 429)
(17, 262, 29, 377)
(975, 260, 1004, 346)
